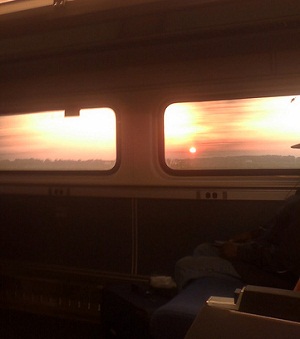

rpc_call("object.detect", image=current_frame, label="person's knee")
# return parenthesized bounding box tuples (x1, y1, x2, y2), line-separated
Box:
(175, 256, 194, 269)
(193, 242, 218, 256)
(174, 256, 197, 289)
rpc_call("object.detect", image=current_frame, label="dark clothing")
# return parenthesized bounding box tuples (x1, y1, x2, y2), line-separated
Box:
(235, 192, 300, 279)
(175, 192, 300, 290)
(231, 259, 297, 290)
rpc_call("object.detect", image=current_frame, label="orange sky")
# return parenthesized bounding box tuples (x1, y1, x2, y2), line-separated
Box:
(164, 95, 300, 159)
(1, 95, 300, 169)
(0, 108, 116, 161)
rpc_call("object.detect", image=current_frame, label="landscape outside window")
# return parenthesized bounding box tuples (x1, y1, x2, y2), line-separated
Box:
(164, 95, 300, 171)
(0, 108, 116, 171)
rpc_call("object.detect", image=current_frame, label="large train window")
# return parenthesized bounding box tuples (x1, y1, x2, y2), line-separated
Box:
(163, 95, 300, 175)
(0, 108, 117, 171)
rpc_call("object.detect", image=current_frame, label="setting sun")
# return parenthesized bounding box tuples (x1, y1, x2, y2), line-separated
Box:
(164, 95, 300, 170)
(189, 146, 197, 154)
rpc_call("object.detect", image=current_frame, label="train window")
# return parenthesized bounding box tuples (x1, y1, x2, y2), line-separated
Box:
(164, 95, 300, 174)
(0, 108, 117, 171)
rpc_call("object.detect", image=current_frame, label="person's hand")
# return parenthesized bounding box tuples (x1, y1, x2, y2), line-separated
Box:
(229, 231, 252, 243)
(229, 227, 263, 243)
(221, 241, 238, 259)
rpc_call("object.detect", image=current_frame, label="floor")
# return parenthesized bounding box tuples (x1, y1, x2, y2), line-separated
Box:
(0, 309, 105, 339)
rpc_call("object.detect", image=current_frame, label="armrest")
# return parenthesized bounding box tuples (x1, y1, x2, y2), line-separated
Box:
(185, 304, 300, 339)
(235, 285, 300, 322)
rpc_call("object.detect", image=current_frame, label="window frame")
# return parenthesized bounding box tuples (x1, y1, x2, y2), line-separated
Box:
(159, 97, 300, 177)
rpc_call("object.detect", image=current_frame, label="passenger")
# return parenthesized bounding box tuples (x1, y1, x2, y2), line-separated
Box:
(175, 191, 300, 290)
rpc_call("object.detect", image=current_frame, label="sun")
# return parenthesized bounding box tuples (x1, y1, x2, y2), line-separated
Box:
(189, 146, 197, 154)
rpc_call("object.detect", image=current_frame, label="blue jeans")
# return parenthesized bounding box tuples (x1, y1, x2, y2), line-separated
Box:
(175, 243, 241, 289)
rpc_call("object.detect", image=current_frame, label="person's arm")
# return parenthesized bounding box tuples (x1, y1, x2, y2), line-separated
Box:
(229, 227, 263, 243)
(221, 226, 267, 259)
(221, 238, 277, 269)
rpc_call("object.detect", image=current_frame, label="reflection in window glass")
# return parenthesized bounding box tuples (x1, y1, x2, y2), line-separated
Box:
(164, 96, 300, 171)
(0, 108, 117, 171)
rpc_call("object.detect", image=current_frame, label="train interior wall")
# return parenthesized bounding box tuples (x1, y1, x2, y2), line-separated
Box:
(1, 0, 300, 335)
(0, 194, 285, 321)
(0, 195, 282, 276)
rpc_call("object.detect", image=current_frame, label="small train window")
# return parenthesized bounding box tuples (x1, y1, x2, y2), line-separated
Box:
(163, 95, 300, 174)
(0, 108, 117, 171)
